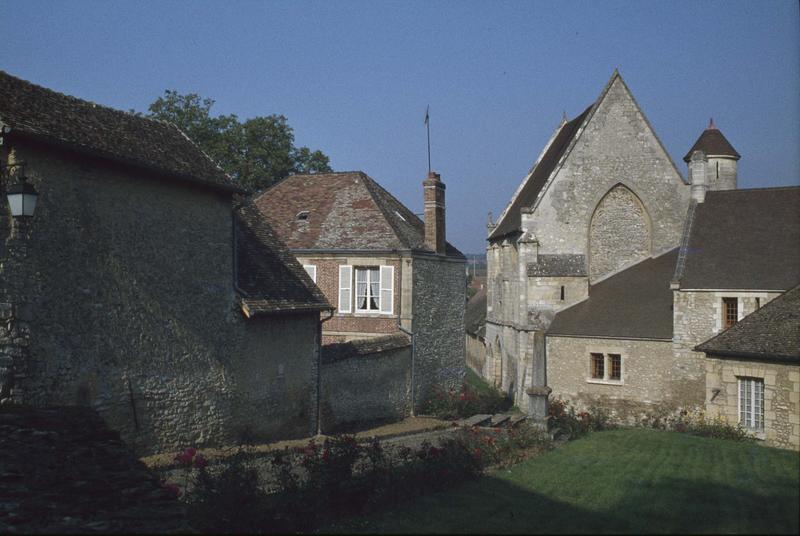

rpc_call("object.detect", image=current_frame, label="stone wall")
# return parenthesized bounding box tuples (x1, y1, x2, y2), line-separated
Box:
(466, 333, 486, 377)
(672, 290, 782, 410)
(320, 336, 411, 432)
(546, 335, 689, 421)
(412, 255, 465, 408)
(705, 357, 799, 450)
(1, 141, 320, 454)
(527, 76, 689, 261)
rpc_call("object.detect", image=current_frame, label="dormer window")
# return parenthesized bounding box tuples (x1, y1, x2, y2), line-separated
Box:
(296, 211, 310, 221)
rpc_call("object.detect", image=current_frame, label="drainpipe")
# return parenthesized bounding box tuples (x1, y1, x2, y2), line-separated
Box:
(317, 309, 335, 435)
(397, 324, 416, 417)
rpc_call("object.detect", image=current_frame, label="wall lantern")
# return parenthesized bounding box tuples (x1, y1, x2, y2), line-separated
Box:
(3, 163, 38, 218)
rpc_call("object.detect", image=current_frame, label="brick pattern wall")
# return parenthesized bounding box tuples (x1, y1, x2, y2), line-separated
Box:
(412, 255, 465, 408)
(296, 255, 402, 340)
(705, 357, 799, 450)
(547, 335, 682, 421)
(1, 142, 320, 455)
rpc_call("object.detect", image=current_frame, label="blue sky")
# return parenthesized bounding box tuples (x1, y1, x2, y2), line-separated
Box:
(3, 0, 798, 254)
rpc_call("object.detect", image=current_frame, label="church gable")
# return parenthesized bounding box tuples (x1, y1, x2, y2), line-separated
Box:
(527, 72, 689, 266)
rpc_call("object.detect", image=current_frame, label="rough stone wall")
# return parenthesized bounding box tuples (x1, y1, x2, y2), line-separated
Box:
(705, 357, 799, 450)
(295, 255, 402, 340)
(547, 335, 686, 421)
(672, 290, 782, 409)
(528, 77, 689, 261)
(588, 184, 651, 281)
(466, 333, 486, 377)
(1, 142, 320, 454)
(319, 345, 411, 432)
(412, 255, 465, 408)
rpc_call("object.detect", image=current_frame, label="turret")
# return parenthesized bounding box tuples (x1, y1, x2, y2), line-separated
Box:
(683, 118, 740, 191)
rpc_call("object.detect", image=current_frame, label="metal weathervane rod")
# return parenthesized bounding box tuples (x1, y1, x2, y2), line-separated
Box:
(424, 105, 431, 173)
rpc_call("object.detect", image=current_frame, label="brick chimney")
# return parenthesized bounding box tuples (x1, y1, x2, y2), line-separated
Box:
(423, 171, 446, 255)
(689, 150, 708, 203)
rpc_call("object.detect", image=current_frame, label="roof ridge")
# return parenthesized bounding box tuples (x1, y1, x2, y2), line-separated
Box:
(358, 172, 425, 250)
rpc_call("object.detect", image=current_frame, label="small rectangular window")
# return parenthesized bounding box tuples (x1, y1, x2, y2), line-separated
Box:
(356, 267, 381, 312)
(755, 297, 760, 310)
(560, 285, 565, 301)
(723, 298, 738, 329)
(609, 354, 621, 380)
(590, 353, 604, 379)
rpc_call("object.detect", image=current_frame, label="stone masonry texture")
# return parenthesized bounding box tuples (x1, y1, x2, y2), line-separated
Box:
(1, 141, 320, 455)
(412, 255, 465, 409)
(705, 357, 799, 450)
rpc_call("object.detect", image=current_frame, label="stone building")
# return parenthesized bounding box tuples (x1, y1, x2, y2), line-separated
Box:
(0, 71, 331, 454)
(465, 287, 487, 375)
(254, 170, 466, 409)
(485, 70, 690, 414)
(697, 285, 800, 450)
(485, 69, 800, 437)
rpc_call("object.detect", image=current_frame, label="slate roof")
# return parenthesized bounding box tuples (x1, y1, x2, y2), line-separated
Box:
(675, 187, 800, 290)
(489, 104, 592, 240)
(235, 202, 331, 316)
(465, 288, 487, 338)
(0, 70, 239, 193)
(548, 249, 679, 340)
(683, 124, 740, 162)
(696, 285, 800, 362)
(321, 333, 412, 364)
(254, 171, 464, 258)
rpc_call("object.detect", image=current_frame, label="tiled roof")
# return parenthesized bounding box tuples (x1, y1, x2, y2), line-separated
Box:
(254, 171, 464, 258)
(675, 187, 800, 290)
(683, 124, 740, 162)
(465, 288, 487, 338)
(548, 249, 679, 340)
(235, 202, 331, 316)
(696, 285, 800, 362)
(321, 333, 411, 364)
(0, 70, 240, 193)
(489, 104, 592, 240)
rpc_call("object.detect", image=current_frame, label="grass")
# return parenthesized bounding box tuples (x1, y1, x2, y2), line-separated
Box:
(464, 367, 497, 398)
(327, 428, 800, 534)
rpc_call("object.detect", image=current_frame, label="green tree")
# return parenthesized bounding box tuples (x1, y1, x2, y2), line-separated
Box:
(146, 90, 332, 191)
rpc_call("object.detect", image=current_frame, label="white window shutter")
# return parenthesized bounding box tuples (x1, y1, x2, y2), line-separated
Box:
(303, 265, 317, 283)
(380, 265, 393, 314)
(338, 265, 352, 313)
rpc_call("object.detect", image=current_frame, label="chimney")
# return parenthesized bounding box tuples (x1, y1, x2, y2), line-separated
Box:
(423, 171, 446, 255)
(689, 150, 708, 203)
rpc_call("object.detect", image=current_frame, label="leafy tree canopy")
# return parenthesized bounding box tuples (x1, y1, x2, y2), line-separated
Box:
(146, 90, 332, 191)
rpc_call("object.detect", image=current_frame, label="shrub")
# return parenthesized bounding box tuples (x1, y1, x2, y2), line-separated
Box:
(454, 423, 553, 468)
(424, 383, 512, 419)
(548, 398, 612, 440)
(641, 407, 754, 441)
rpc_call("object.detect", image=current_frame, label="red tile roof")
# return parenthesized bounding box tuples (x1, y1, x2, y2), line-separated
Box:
(254, 171, 464, 257)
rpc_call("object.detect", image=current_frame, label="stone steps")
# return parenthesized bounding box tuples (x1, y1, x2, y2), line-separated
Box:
(458, 413, 529, 429)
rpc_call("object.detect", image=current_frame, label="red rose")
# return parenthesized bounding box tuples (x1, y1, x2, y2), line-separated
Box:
(185, 447, 197, 457)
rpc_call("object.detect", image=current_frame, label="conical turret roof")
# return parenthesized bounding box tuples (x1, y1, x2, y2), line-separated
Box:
(683, 118, 740, 162)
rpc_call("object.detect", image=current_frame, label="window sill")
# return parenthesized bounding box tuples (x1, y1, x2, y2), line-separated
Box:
(586, 379, 624, 386)
(337, 312, 397, 319)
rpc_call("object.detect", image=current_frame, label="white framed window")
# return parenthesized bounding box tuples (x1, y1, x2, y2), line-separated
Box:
(738, 377, 764, 431)
(303, 265, 316, 283)
(338, 265, 394, 314)
(356, 267, 381, 311)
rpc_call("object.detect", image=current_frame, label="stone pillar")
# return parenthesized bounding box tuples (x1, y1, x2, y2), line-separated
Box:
(525, 330, 551, 421)
(689, 150, 708, 203)
(423, 171, 446, 255)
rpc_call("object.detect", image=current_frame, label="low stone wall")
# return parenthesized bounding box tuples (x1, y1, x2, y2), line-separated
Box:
(320, 333, 412, 432)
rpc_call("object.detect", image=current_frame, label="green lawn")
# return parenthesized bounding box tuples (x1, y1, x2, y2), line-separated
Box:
(329, 428, 800, 534)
